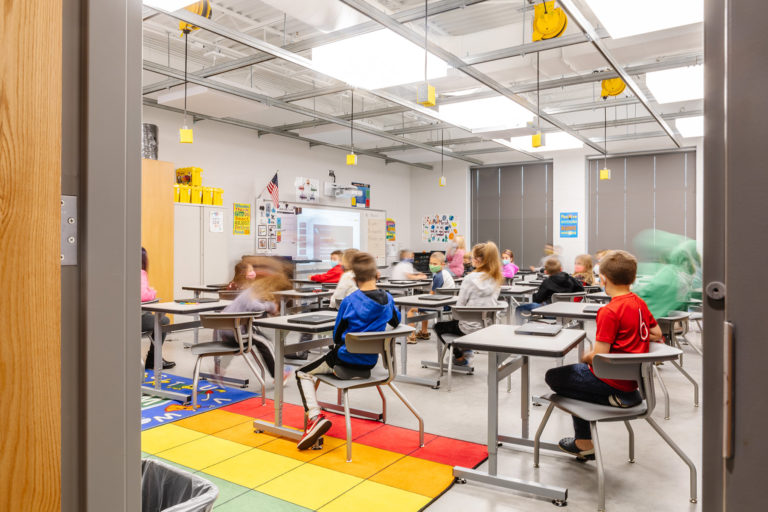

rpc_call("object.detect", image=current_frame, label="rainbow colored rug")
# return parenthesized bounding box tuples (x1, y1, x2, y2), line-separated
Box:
(141, 397, 488, 511)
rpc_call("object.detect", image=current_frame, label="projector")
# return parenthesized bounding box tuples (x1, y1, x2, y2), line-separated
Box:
(324, 182, 363, 198)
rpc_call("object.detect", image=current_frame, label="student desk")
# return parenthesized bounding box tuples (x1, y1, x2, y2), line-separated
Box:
(378, 280, 432, 295)
(393, 294, 457, 388)
(452, 325, 586, 505)
(181, 285, 225, 298)
(273, 289, 333, 315)
(140, 300, 231, 403)
(291, 278, 318, 289)
(249, 313, 338, 440)
(435, 286, 460, 295)
(532, 301, 601, 320)
(586, 291, 611, 303)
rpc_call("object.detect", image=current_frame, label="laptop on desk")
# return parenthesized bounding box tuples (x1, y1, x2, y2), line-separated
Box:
(295, 286, 322, 293)
(515, 322, 563, 336)
(583, 304, 604, 313)
(174, 297, 218, 304)
(287, 313, 337, 325)
(419, 294, 452, 301)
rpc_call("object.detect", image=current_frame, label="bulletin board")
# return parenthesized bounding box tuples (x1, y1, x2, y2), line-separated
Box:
(422, 214, 459, 244)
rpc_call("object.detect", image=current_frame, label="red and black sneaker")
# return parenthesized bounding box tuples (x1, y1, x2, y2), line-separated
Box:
(297, 414, 332, 451)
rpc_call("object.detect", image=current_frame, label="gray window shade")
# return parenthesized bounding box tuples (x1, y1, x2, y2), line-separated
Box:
(588, 150, 697, 252)
(471, 162, 553, 268)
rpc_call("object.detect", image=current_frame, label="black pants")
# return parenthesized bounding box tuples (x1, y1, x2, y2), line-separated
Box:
(545, 363, 642, 440)
(433, 320, 467, 358)
(142, 313, 169, 360)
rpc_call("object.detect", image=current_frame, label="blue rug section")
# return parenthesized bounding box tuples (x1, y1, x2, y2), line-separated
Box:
(141, 372, 257, 431)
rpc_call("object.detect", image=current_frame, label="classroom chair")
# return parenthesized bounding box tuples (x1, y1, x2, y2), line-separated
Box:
(551, 291, 587, 303)
(440, 305, 509, 391)
(311, 324, 424, 462)
(533, 343, 697, 512)
(583, 285, 602, 294)
(192, 312, 267, 409)
(653, 311, 700, 420)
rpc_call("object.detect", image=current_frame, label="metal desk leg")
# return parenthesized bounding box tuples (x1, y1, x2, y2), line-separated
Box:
(453, 351, 567, 503)
(280, 298, 287, 316)
(253, 329, 302, 440)
(395, 305, 441, 388)
(141, 312, 190, 402)
(521, 355, 529, 439)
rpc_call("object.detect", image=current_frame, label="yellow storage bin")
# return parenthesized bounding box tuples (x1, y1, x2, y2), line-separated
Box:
(173, 184, 180, 202)
(176, 166, 204, 186)
(213, 188, 224, 206)
(202, 186, 213, 205)
(179, 185, 192, 203)
(190, 186, 203, 204)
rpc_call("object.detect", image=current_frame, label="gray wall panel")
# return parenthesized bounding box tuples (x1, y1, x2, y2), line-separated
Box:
(655, 153, 687, 235)
(522, 163, 549, 268)
(626, 155, 655, 247)
(499, 165, 523, 262)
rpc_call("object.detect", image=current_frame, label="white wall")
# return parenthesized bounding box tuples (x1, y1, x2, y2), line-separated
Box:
(143, 107, 415, 270)
(552, 149, 590, 272)
(408, 160, 471, 254)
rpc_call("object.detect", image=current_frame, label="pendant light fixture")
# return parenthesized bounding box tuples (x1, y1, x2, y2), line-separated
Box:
(439, 129, 447, 186)
(599, 107, 611, 180)
(532, 52, 544, 148)
(417, 0, 436, 107)
(346, 90, 357, 165)
(179, 29, 193, 143)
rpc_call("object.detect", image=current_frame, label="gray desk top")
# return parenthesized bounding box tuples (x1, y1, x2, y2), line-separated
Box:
(586, 292, 611, 302)
(252, 312, 338, 333)
(532, 302, 601, 320)
(140, 300, 231, 314)
(273, 289, 333, 299)
(454, 324, 586, 357)
(436, 287, 460, 295)
(291, 279, 318, 285)
(182, 285, 223, 293)
(378, 281, 431, 289)
(500, 284, 539, 295)
(393, 295, 457, 308)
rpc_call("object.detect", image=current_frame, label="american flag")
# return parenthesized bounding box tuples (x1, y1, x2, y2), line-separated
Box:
(266, 172, 279, 208)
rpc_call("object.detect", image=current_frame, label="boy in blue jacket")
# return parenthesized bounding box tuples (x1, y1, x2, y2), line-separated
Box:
(295, 251, 400, 450)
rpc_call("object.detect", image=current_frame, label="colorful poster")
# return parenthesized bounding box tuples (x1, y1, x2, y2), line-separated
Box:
(385, 218, 396, 241)
(351, 182, 370, 208)
(233, 203, 251, 235)
(559, 212, 578, 238)
(295, 177, 320, 202)
(422, 214, 458, 243)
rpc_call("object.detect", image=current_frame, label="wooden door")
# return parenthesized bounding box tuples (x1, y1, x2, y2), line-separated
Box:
(141, 159, 175, 302)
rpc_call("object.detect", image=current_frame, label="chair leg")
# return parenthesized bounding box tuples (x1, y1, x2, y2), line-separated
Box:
(191, 357, 203, 409)
(590, 422, 606, 512)
(682, 334, 703, 356)
(533, 402, 555, 468)
(645, 417, 698, 504)
(624, 421, 635, 463)
(447, 346, 454, 392)
(242, 352, 267, 406)
(388, 382, 424, 447)
(670, 359, 700, 407)
(376, 386, 387, 423)
(343, 389, 352, 462)
(506, 374, 512, 393)
(653, 365, 671, 420)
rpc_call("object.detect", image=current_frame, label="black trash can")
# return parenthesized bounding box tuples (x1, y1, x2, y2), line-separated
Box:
(141, 459, 218, 512)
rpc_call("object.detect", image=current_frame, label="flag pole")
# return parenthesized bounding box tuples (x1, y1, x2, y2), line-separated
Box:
(257, 170, 278, 200)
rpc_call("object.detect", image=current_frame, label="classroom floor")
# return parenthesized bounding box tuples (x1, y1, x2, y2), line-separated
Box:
(148, 320, 703, 512)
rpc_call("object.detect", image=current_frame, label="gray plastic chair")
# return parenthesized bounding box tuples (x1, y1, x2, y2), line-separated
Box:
(551, 291, 587, 303)
(193, 312, 267, 409)
(533, 343, 697, 512)
(583, 285, 602, 294)
(441, 305, 509, 391)
(313, 324, 424, 462)
(653, 311, 700, 419)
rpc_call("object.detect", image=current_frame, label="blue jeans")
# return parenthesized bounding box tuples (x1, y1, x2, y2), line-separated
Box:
(545, 363, 642, 440)
(514, 302, 542, 323)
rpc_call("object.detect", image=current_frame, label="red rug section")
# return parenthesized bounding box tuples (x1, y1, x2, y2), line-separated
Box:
(222, 397, 488, 468)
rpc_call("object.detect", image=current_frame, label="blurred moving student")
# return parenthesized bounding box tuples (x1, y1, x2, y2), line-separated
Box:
(140, 247, 174, 369)
(529, 243, 560, 272)
(573, 254, 595, 286)
(310, 250, 344, 283)
(544, 250, 662, 460)
(330, 249, 360, 308)
(446, 235, 467, 277)
(226, 261, 256, 290)
(502, 250, 519, 279)
(593, 249, 609, 284)
(406, 252, 454, 343)
(433, 242, 504, 366)
(515, 257, 584, 323)
(295, 252, 400, 450)
(391, 250, 427, 281)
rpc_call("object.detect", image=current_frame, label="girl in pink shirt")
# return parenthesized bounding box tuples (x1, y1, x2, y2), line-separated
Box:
(446, 235, 466, 277)
(141, 247, 173, 369)
(502, 249, 520, 279)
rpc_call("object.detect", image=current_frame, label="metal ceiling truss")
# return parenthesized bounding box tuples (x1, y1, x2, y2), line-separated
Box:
(557, 0, 682, 147)
(143, 0, 488, 95)
(143, 97, 434, 170)
(337, 0, 605, 153)
(463, 30, 608, 66)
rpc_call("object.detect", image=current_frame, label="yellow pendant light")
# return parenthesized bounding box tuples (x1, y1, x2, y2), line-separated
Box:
(532, 1, 568, 42)
(601, 77, 626, 99)
(347, 90, 357, 165)
(179, 29, 193, 143)
(179, 0, 212, 36)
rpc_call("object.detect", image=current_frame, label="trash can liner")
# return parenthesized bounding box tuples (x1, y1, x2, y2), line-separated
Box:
(141, 459, 218, 512)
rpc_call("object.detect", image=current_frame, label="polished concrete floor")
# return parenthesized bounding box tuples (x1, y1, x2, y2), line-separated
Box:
(149, 319, 702, 512)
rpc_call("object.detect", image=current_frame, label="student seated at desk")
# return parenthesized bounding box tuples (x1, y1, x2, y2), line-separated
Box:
(446, 235, 467, 277)
(502, 249, 519, 279)
(515, 257, 584, 323)
(573, 254, 595, 286)
(220, 273, 293, 379)
(310, 250, 344, 283)
(295, 252, 400, 450)
(141, 247, 174, 369)
(406, 252, 455, 343)
(226, 261, 256, 290)
(330, 248, 359, 309)
(544, 250, 663, 460)
(391, 250, 427, 281)
(433, 242, 504, 367)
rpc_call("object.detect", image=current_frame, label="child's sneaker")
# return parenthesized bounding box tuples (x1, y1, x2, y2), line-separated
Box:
(558, 437, 595, 461)
(297, 414, 332, 450)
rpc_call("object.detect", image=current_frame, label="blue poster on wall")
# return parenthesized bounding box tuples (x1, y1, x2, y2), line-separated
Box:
(560, 212, 578, 238)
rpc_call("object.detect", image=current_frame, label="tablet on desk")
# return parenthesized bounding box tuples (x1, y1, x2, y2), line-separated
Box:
(287, 314, 337, 325)
(174, 297, 219, 304)
(419, 294, 452, 301)
(515, 322, 562, 336)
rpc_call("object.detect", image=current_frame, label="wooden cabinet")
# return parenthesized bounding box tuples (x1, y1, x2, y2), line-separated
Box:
(141, 159, 175, 302)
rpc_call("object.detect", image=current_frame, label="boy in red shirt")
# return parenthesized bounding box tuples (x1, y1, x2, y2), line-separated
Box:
(310, 250, 344, 283)
(545, 250, 663, 460)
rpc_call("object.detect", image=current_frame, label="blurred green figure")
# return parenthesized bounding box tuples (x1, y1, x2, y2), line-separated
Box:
(632, 230, 701, 318)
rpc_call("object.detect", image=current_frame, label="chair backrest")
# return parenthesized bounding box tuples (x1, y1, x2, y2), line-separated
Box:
(218, 289, 242, 300)
(344, 325, 415, 381)
(552, 292, 587, 303)
(583, 285, 602, 294)
(451, 305, 508, 326)
(592, 343, 682, 417)
(198, 312, 259, 354)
